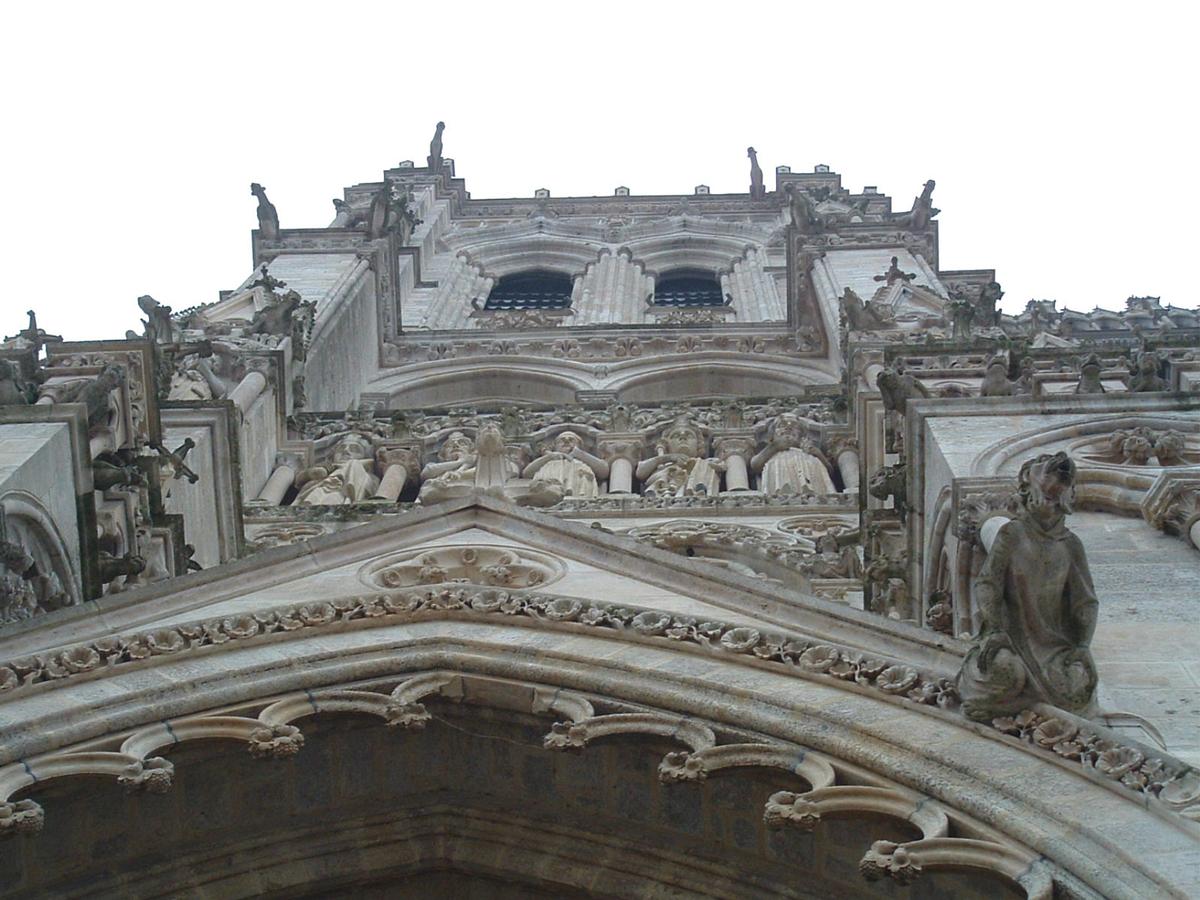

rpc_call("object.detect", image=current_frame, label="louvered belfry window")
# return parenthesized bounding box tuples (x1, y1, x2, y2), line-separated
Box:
(484, 271, 573, 310)
(652, 271, 724, 307)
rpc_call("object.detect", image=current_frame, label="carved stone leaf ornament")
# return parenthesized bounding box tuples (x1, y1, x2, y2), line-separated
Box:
(6, 583, 1194, 818)
(364, 545, 564, 590)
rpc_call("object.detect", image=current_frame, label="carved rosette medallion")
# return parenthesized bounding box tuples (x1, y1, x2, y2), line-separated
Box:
(361, 545, 566, 590)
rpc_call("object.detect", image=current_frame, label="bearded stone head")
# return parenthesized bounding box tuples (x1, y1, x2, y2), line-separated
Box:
(1017, 452, 1076, 514)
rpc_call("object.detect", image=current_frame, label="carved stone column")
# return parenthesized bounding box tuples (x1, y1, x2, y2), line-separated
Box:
(373, 447, 421, 502)
(829, 437, 860, 493)
(713, 435, 755, 492)
(227, 371, 268, 415)
(597, 436, 643, 494)
(254, 460, 297, 506)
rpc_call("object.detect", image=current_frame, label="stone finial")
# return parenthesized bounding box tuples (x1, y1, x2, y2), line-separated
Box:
(958, 452, 1099, 721)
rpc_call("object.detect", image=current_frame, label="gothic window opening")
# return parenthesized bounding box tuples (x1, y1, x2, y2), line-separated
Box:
(652, 270, 726, 307)
(484, 271, 573, 310)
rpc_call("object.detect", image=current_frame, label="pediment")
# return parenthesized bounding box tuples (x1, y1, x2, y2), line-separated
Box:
(0, 495, 957, 676)
(871, 281, 947, 320)
(186, 285, 273, 325)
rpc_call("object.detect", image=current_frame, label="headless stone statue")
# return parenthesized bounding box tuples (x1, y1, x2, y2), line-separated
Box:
(958, 452, 1099, 721)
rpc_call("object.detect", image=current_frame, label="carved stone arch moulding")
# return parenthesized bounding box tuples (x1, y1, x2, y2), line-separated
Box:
(0, 669, 1070, 899)
(0, 597, 1196, 896)
(970, 413, 1200, 478)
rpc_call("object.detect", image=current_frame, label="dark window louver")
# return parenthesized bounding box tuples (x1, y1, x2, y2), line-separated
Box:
(653, 273, 724, 307)
(484, 271, 573, 310)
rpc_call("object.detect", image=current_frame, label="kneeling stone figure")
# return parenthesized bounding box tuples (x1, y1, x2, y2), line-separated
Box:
(958, 452, 1099, 721)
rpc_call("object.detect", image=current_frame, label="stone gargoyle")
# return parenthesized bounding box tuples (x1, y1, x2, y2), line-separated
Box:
(957, 452, 1099, 721)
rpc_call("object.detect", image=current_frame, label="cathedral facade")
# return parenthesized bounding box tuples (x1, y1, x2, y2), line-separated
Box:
(0, 129, 1197, 898)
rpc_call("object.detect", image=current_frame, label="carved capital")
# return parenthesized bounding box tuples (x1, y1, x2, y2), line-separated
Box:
(376, 446, 422, 480)
(711, 435, 756, 460)
(827, 434, 859, 457)
(596, 437, 644, 464)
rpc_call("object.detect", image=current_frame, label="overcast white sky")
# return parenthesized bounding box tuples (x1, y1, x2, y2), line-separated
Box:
(2, 2, 1195, 342)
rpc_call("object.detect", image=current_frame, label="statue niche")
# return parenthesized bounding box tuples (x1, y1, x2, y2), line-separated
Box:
(636, 416, 723, 498)
(751, 414, 835, 496)
(523, 431, 609, 499)
(295, 433, 380, 506)
(958, 452, 1099, 721)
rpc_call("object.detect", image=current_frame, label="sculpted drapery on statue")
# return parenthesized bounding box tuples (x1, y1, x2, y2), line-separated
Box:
(958, 452, 1100, 721)
(636, 416, 724, 498)
(295, 433, 380, 506)
(751, 414, 836, 496)
(418, 425, 517, 501)
(523, 431, 609, 499)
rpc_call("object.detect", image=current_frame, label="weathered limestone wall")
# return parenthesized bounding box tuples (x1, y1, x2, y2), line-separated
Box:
(0, 422, 81, 590)
(1074, 510, 1200, 767)
(237, 385, 277, 500)
(304, 259, 376, 411)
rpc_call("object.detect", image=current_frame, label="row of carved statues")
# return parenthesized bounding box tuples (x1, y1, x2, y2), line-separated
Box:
(276, 414, 851, 508)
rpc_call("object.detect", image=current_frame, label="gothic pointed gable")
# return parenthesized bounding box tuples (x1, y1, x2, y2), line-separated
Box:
(0, 495, 956, 678)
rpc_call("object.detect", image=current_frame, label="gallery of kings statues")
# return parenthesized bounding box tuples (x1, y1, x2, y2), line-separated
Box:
(0, 126, 1198, 898)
